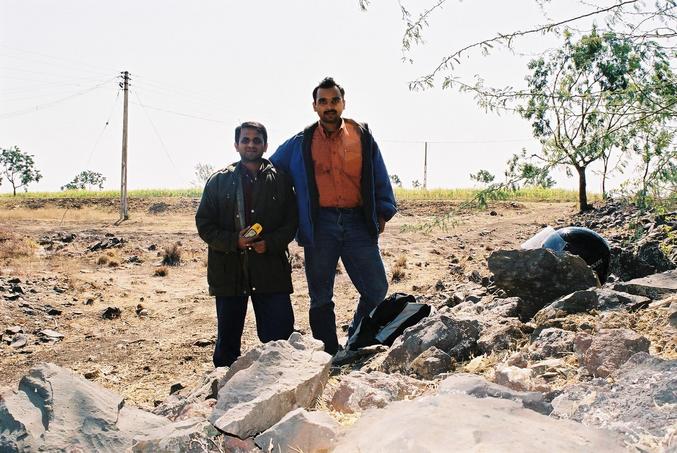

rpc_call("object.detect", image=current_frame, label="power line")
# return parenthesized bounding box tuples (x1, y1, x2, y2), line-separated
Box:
(128, 100, 228, 124)
(85, 88, 121, 167)
(0, 77, 117, 120)
(380, 138, 534, 145)
(132, 89, 178, 170)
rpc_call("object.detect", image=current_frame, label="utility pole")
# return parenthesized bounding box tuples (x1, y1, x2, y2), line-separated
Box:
(423, 141, 428, 190)
(119, 71, 130, 221)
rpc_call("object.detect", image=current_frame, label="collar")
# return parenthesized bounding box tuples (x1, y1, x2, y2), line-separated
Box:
(317, 118, 347, 139)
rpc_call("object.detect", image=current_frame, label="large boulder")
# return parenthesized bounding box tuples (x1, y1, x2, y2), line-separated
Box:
(208, 333, 331, 439)
(328, 371, 428, 414)
(153, 367, 227, 421)
(333, 392, 625, 452)
(488, 249, 600, 319)
(612, 269, 677, 300)
(380, 313, 480, 373)
(552, 352, 676, 450)
(254, 408, 340, 453)
(574, 329, 650, 377)
(0, 363, 169, 452)
(132, 418, 221, 453)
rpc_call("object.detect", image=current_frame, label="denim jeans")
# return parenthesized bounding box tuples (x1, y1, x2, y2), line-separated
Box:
(304, 208, 388, 354)
(213, 292, 294, 367)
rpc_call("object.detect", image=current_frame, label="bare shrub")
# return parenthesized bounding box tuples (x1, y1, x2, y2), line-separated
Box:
(162, 243, 181, 266)
(154, 266, 168, 277)
(395, 255, 407, 268)
(391, 264, 406, 282)
(107, 259, 120, 267)
(0, 228, 36, 260)
(96, 255, 109, 265)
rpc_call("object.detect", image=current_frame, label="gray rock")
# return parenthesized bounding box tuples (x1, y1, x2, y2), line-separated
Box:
(575, 328, 650, 377)
(494, 364, 534, 392)
(529, 328, 576, 360)
(477, 319, 526, 354)
(488, 249, 600, 319)
(613, 269, 677, 299)
(438, 373, 552, 415)
(254, 408, 340, 453)
(409, 346, 454, 379)
(482, 296, 535, 321)
(552, 352, 676, 449)
(209, 333, 331, 438)
(333, 392, 625, 452)
(153, 367, 227, 421)
(0, 363, 169, 452)
(381, 313, 480, 373)
(534, 288, 651, 325)
(329, 371, 427, 414)
(132, 418, 221, 452)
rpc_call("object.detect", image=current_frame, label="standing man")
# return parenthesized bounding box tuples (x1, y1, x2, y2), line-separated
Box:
(271, 77, 397, 354)
(196, 121, 297, 367)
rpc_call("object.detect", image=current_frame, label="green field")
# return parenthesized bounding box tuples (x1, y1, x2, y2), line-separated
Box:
(0, 187, 598, 203)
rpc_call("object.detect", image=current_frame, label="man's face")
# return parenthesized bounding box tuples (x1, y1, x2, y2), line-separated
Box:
(313, 86, 345, 125)
(234, 128, 267, 163)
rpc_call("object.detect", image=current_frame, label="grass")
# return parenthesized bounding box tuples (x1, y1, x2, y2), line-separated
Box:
(0, 187, 596, 203)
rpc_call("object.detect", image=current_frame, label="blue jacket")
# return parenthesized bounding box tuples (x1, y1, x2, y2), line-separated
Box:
(270, 121, 397, 246)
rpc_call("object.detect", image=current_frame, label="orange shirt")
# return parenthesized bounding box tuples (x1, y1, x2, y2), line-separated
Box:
(311, 119, 363, 208)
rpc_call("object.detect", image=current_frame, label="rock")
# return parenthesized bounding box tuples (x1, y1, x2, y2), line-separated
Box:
(409, 346, 455, 379)
(193, 338, 213, 347)
(254, 408, 340, 453)
(333, 392, 625, 452)
(534, 288, 651, 325)
(132, 418, 220, 452)
(222, 435, 259, 452)
(488, 249, 600, 319)
(37, 329, 64, 341)
(0, 363, 169, 452)
(552, 352, 676, 449)
(482, 296, 535, 321)
(477, 319, 526, 354)
(5, 326, 22, 335)
(153, 367, 227, 421)
(9, 333, 27, 349)
(332, 344, 387, 366)
(102, 306, 122, 319)
(506, 351, 529, 368)
(613, 269, 677, 299)
(529, 328, 576, 360)
(328, 371, 427, 414)
(575, 328, 650, 377)
(169, 382, 185, 395)
(381, 313, 480, 373)
(209, 333, 331, 438)
(437, 373, 552, 415)
(494, 364, 534, 391)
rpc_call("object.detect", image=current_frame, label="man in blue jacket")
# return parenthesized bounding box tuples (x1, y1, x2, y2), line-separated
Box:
(270, 77, 397, 354)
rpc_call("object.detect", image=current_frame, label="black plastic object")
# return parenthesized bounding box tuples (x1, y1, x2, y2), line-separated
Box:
(543, 226, 611, 283)
(346, 293, 431, 350)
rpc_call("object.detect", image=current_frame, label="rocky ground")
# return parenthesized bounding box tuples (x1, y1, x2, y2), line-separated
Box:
(0, 197, 675, 452)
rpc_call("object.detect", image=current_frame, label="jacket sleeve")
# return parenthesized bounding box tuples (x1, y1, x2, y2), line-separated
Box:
(269, 137, 294, 172)
(262, 172, 298, 254)
(195, 177, 238, 253)
(372, 139, 397, 221)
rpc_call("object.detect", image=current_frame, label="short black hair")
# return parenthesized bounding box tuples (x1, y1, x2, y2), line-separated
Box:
(235, 121, 267, 144)
(312, 77, 345, 102)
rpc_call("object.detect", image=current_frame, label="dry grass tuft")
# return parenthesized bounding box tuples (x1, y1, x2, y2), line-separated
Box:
(107, 259, 120, 267)
(394, 255, 407, 268)
(162, 243, 181, 266)
(154, 266, 169, 277)
(0, 228, 37, 260)
(391, 264, 406, 282)
(96, 255, 109, 265)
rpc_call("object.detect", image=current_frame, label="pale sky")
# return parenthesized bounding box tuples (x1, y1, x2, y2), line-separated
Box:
(0, 0, 632, 193)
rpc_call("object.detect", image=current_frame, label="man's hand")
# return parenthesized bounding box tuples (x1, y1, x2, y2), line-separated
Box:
(237, 228, 254, 250)
(378, 216, 386, 234)
(251, 239, 267, 254)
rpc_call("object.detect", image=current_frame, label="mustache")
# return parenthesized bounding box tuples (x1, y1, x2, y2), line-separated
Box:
(323, 110, 337, 115)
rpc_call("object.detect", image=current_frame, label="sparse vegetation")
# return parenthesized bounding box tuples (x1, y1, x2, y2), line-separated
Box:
(391, 256, 407, 282)
(162, 243, 181, 266)
(96, 255, 109, 265)
(0, 229, 37, 260)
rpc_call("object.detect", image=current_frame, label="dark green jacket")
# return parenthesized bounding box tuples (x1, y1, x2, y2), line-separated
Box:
(195, 159, 297, 296)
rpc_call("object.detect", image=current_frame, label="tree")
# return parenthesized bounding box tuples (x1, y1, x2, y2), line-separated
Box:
(0, 146, 42, 196)
(469, 169, 495, 186)
(390, 174, 403, 187)
(61, 170, 106, 191)
(412, 179, 421, 188)
(518, 29, 675, 210)
(192, 162, 215, 188)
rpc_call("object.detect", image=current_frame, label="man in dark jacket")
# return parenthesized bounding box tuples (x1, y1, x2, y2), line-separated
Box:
(196, 121, 297, 367)
(270, 77, 397, 355)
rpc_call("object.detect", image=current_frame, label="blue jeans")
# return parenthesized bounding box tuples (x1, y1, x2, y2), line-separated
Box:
(304, 208, 388, 354)
(213, 293, 294, 367)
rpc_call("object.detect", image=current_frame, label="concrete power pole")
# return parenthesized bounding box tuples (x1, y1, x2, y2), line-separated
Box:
(423, 141, 428, 190)
(119, 71, 130, 221)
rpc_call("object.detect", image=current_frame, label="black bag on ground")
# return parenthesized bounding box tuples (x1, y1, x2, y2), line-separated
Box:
(346, 293, 431, 350)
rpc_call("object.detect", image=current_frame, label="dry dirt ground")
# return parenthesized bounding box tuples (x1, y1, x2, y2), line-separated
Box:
(0, 198, 576, 410)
